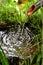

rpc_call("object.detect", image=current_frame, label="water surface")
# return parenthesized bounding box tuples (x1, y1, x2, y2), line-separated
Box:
(0, 24, 34, 58)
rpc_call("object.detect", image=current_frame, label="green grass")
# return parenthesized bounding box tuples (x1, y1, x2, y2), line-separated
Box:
(0, 0, 37, 24)
(0, 46, 9, 65)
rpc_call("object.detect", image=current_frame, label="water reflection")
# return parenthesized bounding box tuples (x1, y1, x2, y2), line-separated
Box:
(0, 24, 34, 58)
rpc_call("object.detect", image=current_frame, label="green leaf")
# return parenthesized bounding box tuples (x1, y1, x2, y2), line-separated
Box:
(36, 53, 42, 65)
(0, 46, 9, 65)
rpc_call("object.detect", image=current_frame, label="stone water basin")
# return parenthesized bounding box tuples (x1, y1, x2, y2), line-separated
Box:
(0, 24, 34, 59)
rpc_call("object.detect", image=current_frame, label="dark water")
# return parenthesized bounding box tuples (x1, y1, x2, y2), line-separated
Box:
(0, 24, 34, 58)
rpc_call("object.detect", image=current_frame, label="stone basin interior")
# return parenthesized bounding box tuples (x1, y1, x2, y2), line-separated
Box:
(0, 23, 36, 65)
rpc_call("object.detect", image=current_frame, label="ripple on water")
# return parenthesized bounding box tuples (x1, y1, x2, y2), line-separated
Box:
(0, 25, 34, 58)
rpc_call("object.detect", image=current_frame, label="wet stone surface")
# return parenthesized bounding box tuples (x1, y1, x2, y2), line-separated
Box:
(0, 24, 34, 58)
